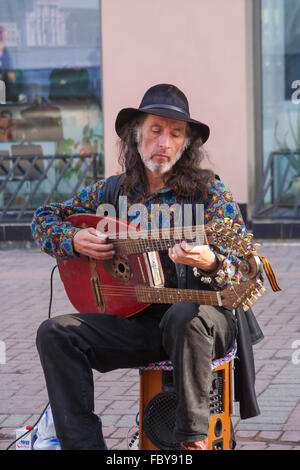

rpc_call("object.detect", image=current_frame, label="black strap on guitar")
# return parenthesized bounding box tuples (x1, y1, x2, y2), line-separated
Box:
(103, 173, 126, 216)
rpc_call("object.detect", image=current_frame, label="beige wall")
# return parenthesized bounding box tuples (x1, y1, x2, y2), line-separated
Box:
(101, 0, 249, 203)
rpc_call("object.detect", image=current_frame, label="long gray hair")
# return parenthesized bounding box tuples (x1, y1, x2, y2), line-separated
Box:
(117, 115, 214, 201)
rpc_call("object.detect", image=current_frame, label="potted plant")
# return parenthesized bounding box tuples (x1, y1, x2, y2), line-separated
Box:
(274, 111, 300, 198)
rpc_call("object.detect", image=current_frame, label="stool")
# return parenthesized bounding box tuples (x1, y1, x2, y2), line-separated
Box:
(138, 343, 237, 450)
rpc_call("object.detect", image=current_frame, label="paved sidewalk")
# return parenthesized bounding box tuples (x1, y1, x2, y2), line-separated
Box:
(0, 241, 300, 450)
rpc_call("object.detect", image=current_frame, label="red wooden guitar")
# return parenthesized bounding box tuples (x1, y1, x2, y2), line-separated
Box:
(57, 214, 263, 317)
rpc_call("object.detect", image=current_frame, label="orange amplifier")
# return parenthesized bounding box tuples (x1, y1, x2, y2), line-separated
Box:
(139, 361, 234, 450)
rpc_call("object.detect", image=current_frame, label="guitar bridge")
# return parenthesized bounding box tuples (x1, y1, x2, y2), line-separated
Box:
(89, 258, 106, 312)
(91, 275, 106, 312)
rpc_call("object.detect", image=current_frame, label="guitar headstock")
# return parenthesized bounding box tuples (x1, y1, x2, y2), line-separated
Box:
(220, 275, 266, 311)
(205, 219, 258, 258)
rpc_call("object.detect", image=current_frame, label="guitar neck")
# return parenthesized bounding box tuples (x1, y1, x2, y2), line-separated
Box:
(123, 225, 206, 254)
(135, 286, 224, 307)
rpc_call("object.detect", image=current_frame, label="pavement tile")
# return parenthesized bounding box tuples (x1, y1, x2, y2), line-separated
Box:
(257, 431, 283, 440)
(102, 426, 118, 437)
(283, 402, 300, 431)
(235, 430, 258, 439)
(281, 431, 300, 442)
(0, 415, 31, 428)
(267, 444, 294, 450)
(236, 442, 267, 450)
(0, 440, 13, 450)
(0, 427, 15, 438)
(101, 415, 121, 426)
(110, 427, 132, 439)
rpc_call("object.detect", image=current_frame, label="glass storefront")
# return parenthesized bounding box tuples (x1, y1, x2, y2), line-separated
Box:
(257, 0, 300, 217)
(0, 0, 103, 221)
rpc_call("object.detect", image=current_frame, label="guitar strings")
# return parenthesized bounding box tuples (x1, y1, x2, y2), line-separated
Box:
(90, 284, 220, 302)
(103, 226, 205, 246)
(87, 221, 253, 305)
(100, 224, 248, 256)
(98, 220, 245, 240)
(88, 283, 253, 307)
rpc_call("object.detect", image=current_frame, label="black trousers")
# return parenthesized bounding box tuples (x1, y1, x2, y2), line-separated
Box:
(36, 301, 237, 450)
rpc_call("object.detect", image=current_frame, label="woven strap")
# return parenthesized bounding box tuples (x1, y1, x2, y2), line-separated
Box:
(257, 255, 282, 292)
(139, 340, 237, 371)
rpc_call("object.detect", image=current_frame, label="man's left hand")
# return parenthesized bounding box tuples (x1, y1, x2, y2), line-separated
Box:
(168, 241, 218, 273)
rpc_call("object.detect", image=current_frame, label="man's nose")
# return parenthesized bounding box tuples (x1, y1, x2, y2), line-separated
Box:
(158, 132, 171, 149)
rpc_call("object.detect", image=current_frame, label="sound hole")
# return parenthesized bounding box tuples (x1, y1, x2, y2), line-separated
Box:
(102, 255, 132, 282)
(118, 263, 125, 273)
(112, 255, 132, 282)
(214, 418, 223, 437)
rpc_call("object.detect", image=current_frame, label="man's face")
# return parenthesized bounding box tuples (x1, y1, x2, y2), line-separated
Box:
(137, 114, 188, 174)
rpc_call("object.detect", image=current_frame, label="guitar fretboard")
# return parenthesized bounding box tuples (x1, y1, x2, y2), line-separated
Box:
(123, 226, 206, 255)
(135, 285, 224, 306)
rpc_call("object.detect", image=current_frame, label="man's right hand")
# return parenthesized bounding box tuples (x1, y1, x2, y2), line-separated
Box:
(72, 227, 115, 260)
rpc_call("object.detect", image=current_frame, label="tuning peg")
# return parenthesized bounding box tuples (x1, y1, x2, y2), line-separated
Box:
(260, 285, 266, 293)
(242, 303, 249, 311)
(255, 288, 262, 297)
(224, 217, 233, 227)
(245, 233, 253, 243)
(250, 293, 258, 301)
(253, 243, 261, 251)
(246, 298, 253, 306)
(233, 223, 240, 233)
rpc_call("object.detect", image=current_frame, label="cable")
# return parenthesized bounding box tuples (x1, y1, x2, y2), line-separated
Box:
(48, 264, 58, 319)
(5, 402, 50, 450)
(126, 426, 139, 450)
(5, 264, 58, 450)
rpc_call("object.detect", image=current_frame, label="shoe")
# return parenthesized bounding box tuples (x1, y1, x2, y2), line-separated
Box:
(180, 438, 209, 450)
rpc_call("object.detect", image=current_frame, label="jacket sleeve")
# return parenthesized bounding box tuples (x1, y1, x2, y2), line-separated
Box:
(203, 179, 262, 291)
(31, 179, 107, 259)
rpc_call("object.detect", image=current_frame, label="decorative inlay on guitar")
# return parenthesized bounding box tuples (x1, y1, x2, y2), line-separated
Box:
(57, 214, 271, 318)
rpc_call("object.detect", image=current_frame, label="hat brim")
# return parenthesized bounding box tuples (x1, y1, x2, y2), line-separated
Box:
(115, 107, 210, 143)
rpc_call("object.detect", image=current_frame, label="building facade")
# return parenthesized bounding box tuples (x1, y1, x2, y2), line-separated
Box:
(0, 0, 299, 240)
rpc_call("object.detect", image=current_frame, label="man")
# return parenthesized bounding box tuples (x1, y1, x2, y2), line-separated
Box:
(32, 84, 262, 450)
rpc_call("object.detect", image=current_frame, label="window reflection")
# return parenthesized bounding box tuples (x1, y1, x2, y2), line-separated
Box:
(0, 0, 103, 219)
(259, 0, 300, 217)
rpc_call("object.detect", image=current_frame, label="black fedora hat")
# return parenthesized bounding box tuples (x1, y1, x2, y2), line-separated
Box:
(115, 83, 210, 143)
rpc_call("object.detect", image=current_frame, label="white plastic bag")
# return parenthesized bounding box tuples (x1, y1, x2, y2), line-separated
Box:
(33, 408, 61, 450)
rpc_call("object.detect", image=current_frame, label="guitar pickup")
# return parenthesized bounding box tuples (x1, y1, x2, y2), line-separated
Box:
(144, 251, 165, 287)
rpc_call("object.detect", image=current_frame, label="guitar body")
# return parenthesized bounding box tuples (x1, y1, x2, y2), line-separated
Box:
(57, 214, 155, 317)
(57, 213, 263, 317)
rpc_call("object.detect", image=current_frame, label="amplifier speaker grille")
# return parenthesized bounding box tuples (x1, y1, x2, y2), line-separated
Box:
(142, 370, 225, 450)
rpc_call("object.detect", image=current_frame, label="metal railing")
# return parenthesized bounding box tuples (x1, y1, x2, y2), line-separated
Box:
(0, 153, 99, 222)
(253, 151, 300, 219)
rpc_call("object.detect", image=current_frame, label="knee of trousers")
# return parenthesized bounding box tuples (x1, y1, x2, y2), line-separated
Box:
(36, 317, 66, 355)
(160, 302, 210, 346)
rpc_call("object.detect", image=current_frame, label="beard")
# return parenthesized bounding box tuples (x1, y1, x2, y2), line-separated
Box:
(140, 154, 175, 174)
(137, 142, 188, 174)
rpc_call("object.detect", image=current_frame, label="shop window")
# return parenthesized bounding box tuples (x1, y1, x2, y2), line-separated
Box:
(255, 0, 300, 218)
(0, 0, 103, 221)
